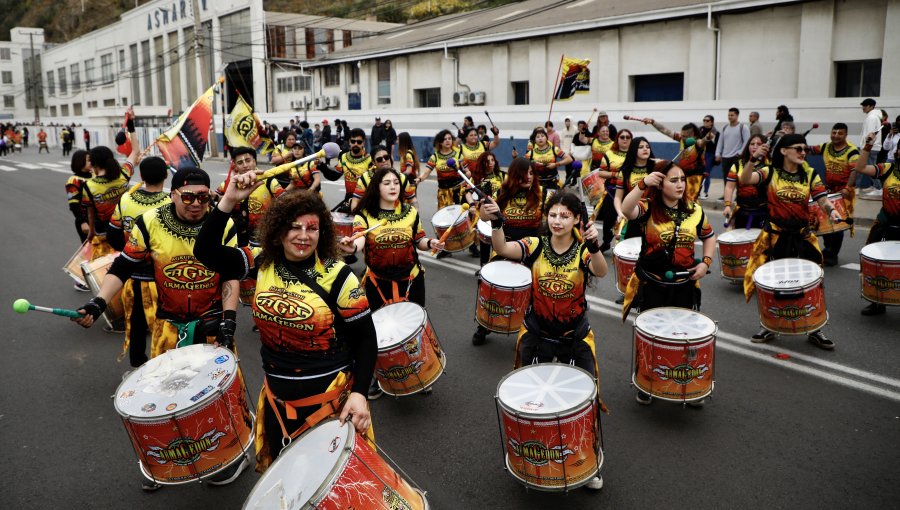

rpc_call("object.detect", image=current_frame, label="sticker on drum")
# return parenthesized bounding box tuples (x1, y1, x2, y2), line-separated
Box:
(496, 363, 601, 491)
(431, 205, 475, 252)
(612, 237, 641, 294)
(372, 302, 445, 396)
(859, 241, 900, 305)
(632, 307, 717, 401)
(114, 344, 254, 484)
(753, 258, 827, 334)
(476, 219, 492, 245)
(243, 419, 428, 510)
(476, 261, 532, 333)
(717, 228, 761, 281)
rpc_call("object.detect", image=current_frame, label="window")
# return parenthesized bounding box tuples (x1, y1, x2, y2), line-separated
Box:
(47, 70, 55, 96)
(61, 104, 69, 116)
(377, 60, 390, 105)
(633, 73, 684, 102)
(84, 58, 95, 86)
(511, 81, 529, 105)
(57, 68, 67, 94)
(73, 102, 82, 115)
(835, 60, 881, 97)
(1, 71, 11, 84)
(414, 88, 441, 108)
(324, 66, 340, 87)
(343, 31, 352, 48)
(349, 63, 359, 85)
(3, 95, 13, 108)
(104, 98, 116, 107)
(298, 75, 311, 91)
(101, 54, 113, 84)
(87, 100, 98, 108)
(119, 49, 126, 74)
(0, 48, 10, 60)
(70, 63, 80, 90)
(129, 44, 140, 106)
(305, 28, 333, 58)
(154, 37, 165, 106)
(50, 105, 57, 116)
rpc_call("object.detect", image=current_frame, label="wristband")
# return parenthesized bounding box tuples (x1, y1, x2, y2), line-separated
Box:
(223, 309, 237, 322)
(751, 156, 764, 164)
(637, 178, 647, 191)
(724, 201, 732, 207)
(126, 118, 135, 133)
(702, 256, 713, 267)
(491, 218, 504, 230)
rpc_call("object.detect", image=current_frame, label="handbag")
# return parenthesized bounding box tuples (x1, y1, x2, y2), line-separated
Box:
(571, 145, 591, 161)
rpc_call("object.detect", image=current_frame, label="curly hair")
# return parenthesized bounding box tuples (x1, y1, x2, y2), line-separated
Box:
(433, 129, 453, 150)
(255, 189, 339, 268)
(498, 157, 541, 213)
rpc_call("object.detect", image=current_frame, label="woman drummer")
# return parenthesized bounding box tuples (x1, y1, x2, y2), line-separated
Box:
(194, 182, 376, 472)
(270, 131, 297, 166)
(465, 151, 505, 267)
(613, 136, 655, 241)
(525, 126, 573, 205)
(723, 134, 769, 229)
(589, 129, 633, 251)
(740, 133, 841, 349)
(471, 158, 543, 346)
(286, 143, 322, 194)
(418, 129, 466, 209)
(619, 161, 717, 405)
(398, 132, 420, 198)
(481, 190, 607, 491)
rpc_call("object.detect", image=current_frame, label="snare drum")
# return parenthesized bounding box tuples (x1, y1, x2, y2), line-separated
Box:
(114, 344, 254, 485)
(753, 258, 827, 334)
(580, 171, 605, 207)
(63, 241, 91, 286)
(612, 237, 641, 294)
(431, 205, 475, 252)
(717, 229, 761, 281)
(243, 418, 428, 510)
(496, 363, 602, 491)
(476, 219, 492, 245)
(372, 302, 445, 396)
(632, 308, 717, 402)
(332, 212, 354, 240)
(859, 241, 900, 305)
(81, 252, 125, 328)
(476, 261, 532, 333)
(808, 193, 849, 235)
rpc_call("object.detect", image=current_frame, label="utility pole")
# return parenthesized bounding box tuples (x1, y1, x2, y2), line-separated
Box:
(191, 0, 218, 157)
(28, 32, 40, 123)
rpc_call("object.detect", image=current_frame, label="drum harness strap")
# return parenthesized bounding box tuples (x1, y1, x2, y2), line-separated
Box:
(358, 213, 422, 305)
(265, 263, 355, 447)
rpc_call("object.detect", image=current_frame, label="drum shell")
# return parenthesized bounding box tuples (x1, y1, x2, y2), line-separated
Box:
(476, 220, 492, 245)
(431, 207, 475, 252)
(375, 312, 445, 396)
(580, 171, 605, 207)
(238, 277, 256, 307)
(632, 329, 715, 401)
(860, 248, 900, 305)
(117, 365, 254, 484)
(63, 241, 90, 286)
(476, 264, 532, 333)
(716, 230, 760, 281)
(332, 212, 354, 240)
(82, 253, 125, 327)
(808, 193, 849, 235)
(755, 278, 827, 334)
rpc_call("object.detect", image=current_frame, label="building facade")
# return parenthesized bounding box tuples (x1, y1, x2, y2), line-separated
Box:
(0, 28, 45, 122)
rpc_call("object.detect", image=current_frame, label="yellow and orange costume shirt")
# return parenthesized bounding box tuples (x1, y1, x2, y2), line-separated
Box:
(353, 203, 426, 281)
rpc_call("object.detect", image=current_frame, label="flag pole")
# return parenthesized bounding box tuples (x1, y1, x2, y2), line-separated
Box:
(547, 54, 565, 124)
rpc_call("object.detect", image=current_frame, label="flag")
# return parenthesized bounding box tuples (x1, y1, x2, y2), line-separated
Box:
(224, 95, 272, 155)
(157, 85, 215, 171)
(553, 57, 591, 101)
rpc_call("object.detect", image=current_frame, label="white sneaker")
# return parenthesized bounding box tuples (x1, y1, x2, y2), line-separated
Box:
(860, 189, 882, 200)
(585, 475, 603, 490)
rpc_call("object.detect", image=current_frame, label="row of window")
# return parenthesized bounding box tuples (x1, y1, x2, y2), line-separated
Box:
(45, 56, 115, 96)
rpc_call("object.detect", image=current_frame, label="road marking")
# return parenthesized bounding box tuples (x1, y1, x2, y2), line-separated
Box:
(0, 165, 17, 172)
(42, 162, 67, 168)
(14, 163, 41, 170)
(841, 263, 860, 271)
(420, 254, 900, 403)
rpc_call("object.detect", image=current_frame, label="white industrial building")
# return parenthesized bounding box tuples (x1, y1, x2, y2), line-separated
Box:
(0, 27, 46, 122)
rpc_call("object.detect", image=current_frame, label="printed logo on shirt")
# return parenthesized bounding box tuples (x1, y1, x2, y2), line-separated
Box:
(256, 290, 315, 322)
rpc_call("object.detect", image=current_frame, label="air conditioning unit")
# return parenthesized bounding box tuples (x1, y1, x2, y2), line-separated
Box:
(314, 96, 324, 109)
(323, 96, 332, 108)
(289, 100, 300, 109)
(453, 91, 469, 106)
(330, 95, 340, 108)
(469, 91, 486, 105)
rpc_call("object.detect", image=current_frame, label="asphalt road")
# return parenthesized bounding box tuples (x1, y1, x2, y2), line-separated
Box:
(1, 151, 898, 509)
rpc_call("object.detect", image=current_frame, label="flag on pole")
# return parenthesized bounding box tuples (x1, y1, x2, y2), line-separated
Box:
(224, 95, 273, 155)
(553, 57, 591, 101)
(157, 85, 215, 171)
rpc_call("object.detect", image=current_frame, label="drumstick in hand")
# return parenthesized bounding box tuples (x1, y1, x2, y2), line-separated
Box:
(13, 298, 83, 318)
(346, 222, 382, 242)
(431, 203, 470, 255)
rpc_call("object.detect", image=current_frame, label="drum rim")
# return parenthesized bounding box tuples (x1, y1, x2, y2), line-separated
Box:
(717, 228, 762, 243)
(633, 307, 718, 341)
(860, 241, 900, 262)
(496, 362, 597, 419)
(432, 205, 469, 228)
(752, 258, 824, 290)
(612, 237, 641, 258)
(480, 260, 532, 287)
(373, 302, 429, 350)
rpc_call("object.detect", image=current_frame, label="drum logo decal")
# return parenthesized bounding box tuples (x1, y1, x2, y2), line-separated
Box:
(328, 436, 340, 453)
(190, 385, 214, 402)
(377, 361, 424, 382)
(652, 364, 709, 384)
(767, 304, 816, 320)
(382, 486, 413, 510)
(538, 275, 575, 297)
(403, 337, 421, 357)
(479, 296, 517, 318)
(721, 254, 749, 268)
(145, 428, 227, 466)
(141, 403, 156, 413)
(162, 256, 216, 289)
(508, 439, 574, 466)
(864, 275, 900, 292)
(256, 291, 315, 323)
(119, 390, 135, 399)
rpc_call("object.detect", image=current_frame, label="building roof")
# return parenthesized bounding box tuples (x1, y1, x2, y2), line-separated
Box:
(307, 0, 804, 66)
(263, 12, 402, 33)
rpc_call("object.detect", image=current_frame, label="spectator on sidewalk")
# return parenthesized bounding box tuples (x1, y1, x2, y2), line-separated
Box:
(715, 108, 750, 200)
(700, 114, 719, 198)
(858, 98, 882, 193)
(749, 111, 763, 137)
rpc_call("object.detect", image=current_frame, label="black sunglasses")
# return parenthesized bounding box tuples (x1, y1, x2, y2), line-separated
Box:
(374, 155, 390, 163)
(349, 139, 364, 145)
(174, 190, 211, 205)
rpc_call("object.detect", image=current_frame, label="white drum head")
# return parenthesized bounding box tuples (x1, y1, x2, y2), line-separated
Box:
(480, 260, 532, 287)
(432, 205, 466, 228)
(372, 301, 427, 350)
(331, 212, 353, 225)
(114, 344, 236, 418)
(861, 241, 900, 262)
(613, 237, 641, 260)
(243, 419, 351, 510)
(634, 307, 717, 341)
(718, 228, 761, 244)
(753, 258, 823, 289)
(477, 219, 492, 238)
(497, 363, 595, 417)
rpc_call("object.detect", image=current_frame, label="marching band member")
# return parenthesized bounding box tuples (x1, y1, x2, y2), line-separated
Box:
(723, 134, 769, 229)
(66, 150, 93, 291)
(398, 132, 420, 198)
(591, 129, 633, 250)
(285, 143, 322, 194)
(216, 147, 285, 247)
(740, 134, 840, 349)
(642, 118, 711, 202)
(350, 147, 417, 211)
(194, 182, 376, 474)
(613, 135, 654, 241)
(525, 126, 572, 205)
(335, 128, 374, 211)
(618, 161, 716, 405)
(807, 123, 859, 266)
(460, 126, 501, 258)
(269, 131, 297, 165)
(418, 129, 466, 209)
(466, 151, 505, 267)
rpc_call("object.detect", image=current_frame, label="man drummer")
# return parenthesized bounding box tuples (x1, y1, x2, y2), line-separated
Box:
(641, 118, 712, 202)
(334, 128, 374, 212)
(740, 134, 842, 349)
(807, 123, 859, 266)
(214, 147, 284, 248)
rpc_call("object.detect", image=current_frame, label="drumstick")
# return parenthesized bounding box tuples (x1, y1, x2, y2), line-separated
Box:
(452, 162, 506, 223)
(431, 203, 470, 255)
(586, 108, 599, 126)
(484, 111, 496, 129)
(802, 123, 820, 137)
(13, 298, 83, 319)
(259, 142, 340, 179)
(345, 222, 382, 242)
(623, 115, 643, 122)
(665, 259, 710, 280)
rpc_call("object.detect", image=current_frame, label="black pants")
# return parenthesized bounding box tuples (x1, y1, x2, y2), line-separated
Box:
(822, 231, 845, 258)
(518, 330, 596, 376)
(365, 271, 425, 312)
(866, 221, 900, 243)
(596, 193, 617, 245)
(632, 276, 701, 313)
(128, 279, 151, 367)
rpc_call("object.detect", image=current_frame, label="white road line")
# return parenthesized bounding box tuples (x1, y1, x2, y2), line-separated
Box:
(841, 263, 861, 271)
(14, 163, 41, 170)
(419, 255, 900, 402)
(0, 165, 17, 172)
(42, 162, 67, 168)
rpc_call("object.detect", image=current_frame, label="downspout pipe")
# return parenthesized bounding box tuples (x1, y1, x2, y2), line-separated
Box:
(707, 4, 721, 101)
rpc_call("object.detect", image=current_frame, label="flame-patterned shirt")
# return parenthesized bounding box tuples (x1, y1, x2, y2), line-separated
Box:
(808, 142, 859, 192)
(726, 160, 768, 209)
(110, 189, 171, 280)
(214, 176, 283, 238)
(614, 163, 650, 194)
(352, 170, 416, 203)
(755, 164, 827, 228)
(634, 199, 714, 273)
(673, 134, 706, 176)
(81, 162, 134, 233)
(337, 151, 373, 195)
(66, 174, 88, 221)
(426, 148, 463, 189)
(460, 141, 488, 176)
(872, 162, 900, 218)
(353, 203, 426, 280)
(288, 161, 321, 191)
(525, 145, 564, 183)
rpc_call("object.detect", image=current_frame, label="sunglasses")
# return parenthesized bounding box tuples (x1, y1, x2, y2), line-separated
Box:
(174, 189, 211, 205)
(618, 135, 632, 140)
(349, 139, 364, 145)
(374, 155, 390, 163)
(786, 146, 808, 153)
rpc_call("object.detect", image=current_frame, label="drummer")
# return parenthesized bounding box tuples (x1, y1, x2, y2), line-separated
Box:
(618, 161, 716, 405)
(334, 129, 374, 212)
(284, 143, 322, 195)
(471, 158, 543, 346)
(194, 182, 377, 474)
(465, 151, 505, 267)
(723, 134, 769, 229)
(641, 118, 711, 202)
(215, 147, 285, 248)
(418, 129, 466, 209)
(591, 128, 633, 251)
(65, 150, 91, 252)
(853, 132, 900, 315)
(807, 123, 859, 266)
(460, 126, 500, 258)
(350, 147, 417, 211)
(481, 190, 607, 491)
(740, 134, 841, 349)
(613, 135, 655, 241)
(525, 126, 573, 205)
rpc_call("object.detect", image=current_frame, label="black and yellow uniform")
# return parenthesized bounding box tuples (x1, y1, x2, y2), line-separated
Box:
(672, 136, 706, 203)
(867, 162, 900, 243)
(352, 170, 416, 204)
(66, 174, 89, 243)
(726, 161, 768, 229)
(81, 161, 134, 259)
(427, 147, 464, 209)
(472, 169, 506, 265)
(288, 162, 321, 193)
(108, 188, 170, 366)
(337, 152, 373, 197)
(615, 162, 651, 240)
(400, 149, 419, 198)
(499, 188, 543, 242)
(591, 150, 627, 245)
(526, 144, 564, 204)
(354, 203, 427, 310)
(621, 200, 713, 318)
(460, 141, 488, 178)
(808, 143, 860, 260)
(215, 177, 283, 247)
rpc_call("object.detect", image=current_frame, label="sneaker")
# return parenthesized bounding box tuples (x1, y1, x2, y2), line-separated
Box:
(206, 456, 249, 486)
(807, 330, 835, 350)
(861, 302, 887, 316)
(823, 255, 838, 267)
(103, 324, 126, 334)
(716, 196, 725, 201)
(615, 295, 624, 305)
(686, 398, 705, 408)
(436, 251, 451, 259)
(141, 479, 162, 492)
(472, 329, 487, 346)
(860, 189, 883, 201)
(857, 186, 875, 194)
(751, 327, 775, 343)
(700, 192, 708, 199)
(585, 475, 603, 490)
(368, 380, 383, 400)
(635, 391, 652, 405)
(74, 281, 90, 292)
